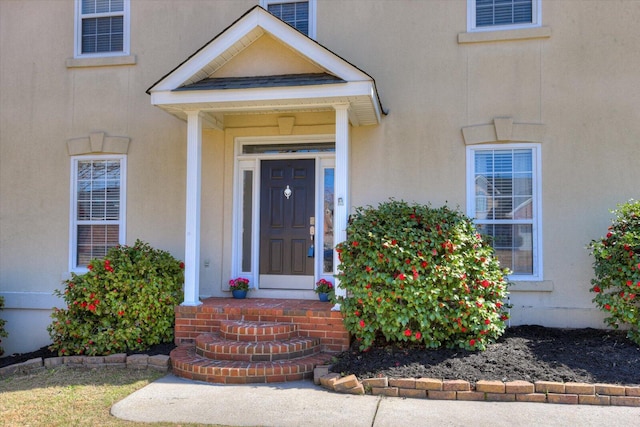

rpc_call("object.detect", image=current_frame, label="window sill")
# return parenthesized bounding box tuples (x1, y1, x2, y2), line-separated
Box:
(66, 55, 137, 68)
(458, 26, 551, 44)
(509, 280, 554, 292)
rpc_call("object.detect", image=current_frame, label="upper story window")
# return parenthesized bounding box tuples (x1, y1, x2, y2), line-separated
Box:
(75, 0, 130, 57)
(467, 144, 542, 281)
(70, 156, 126, 271)
(261, 0, 316, 38)
(468, 0, 541, 32)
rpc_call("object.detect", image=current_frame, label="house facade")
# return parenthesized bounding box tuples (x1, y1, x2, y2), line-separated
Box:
(1, 0, 639, 356)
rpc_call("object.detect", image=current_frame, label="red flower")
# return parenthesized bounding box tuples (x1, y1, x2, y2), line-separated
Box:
(391, 239, 397, 245)
(359, 320, 365, 328)
(480, 279, 490, 288)
(355, 310, 360, 317)
(485, 319, 490, 325)
(605, 304, 611, 311)
(88, 304, 96, 312)
(352, 241, 359, 247)
(365, 283, 371, 289)
(415, 331, 422, 340)
(397, 273, 406, 281)
(476, 302, 483, 308)
(87, 265, 93, 271)
(469, 339, 476, 347)
(365, 266, 372, 272)
(179, 262, 185, 269)
(118, 310, 125, 316)
(593, 285, 601, 293)
(404, 329, 412, 337)
(496, 302, 502, 308)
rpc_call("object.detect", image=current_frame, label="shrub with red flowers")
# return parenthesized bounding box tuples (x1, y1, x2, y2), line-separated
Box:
(588, 199, 640, 345)
(315, 278, 334, 294)
(0, 296, 8, 356)
(335, 200, 511, 351)
(48, 240, 184, 356)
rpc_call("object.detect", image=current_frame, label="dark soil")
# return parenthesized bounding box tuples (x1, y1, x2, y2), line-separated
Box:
(0, 341, 177, 369)
(330, 325, 640, 386)
(3, 326, 639, 387)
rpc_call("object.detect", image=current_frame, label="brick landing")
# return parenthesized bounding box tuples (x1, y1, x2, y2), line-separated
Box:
(175, 297, 349, 352)
(171, 297, 349, 384)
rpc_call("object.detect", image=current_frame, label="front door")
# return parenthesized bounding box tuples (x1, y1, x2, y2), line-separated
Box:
(259, 159, 315, 289)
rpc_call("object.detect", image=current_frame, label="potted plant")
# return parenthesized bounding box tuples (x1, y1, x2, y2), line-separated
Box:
(314, 278, 334, 302)
(229, 277, 250, 299)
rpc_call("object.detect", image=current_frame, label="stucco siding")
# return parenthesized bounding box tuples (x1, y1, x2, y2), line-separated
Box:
(1, 0, 639, 355)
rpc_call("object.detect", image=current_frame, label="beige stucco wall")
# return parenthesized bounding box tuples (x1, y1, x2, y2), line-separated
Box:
(2, 0, 639, 355)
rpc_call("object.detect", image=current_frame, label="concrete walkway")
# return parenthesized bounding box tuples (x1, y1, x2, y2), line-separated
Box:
(111, 374, 639, 426)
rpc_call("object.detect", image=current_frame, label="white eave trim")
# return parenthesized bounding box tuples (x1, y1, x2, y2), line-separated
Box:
(151, 81, 371, 106)
(150, 80, 381, 125)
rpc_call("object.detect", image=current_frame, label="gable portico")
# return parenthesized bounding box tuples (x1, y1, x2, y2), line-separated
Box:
(147, 6, 382, 305)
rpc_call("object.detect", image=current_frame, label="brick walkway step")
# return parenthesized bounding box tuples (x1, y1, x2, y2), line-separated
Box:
(171, 343, 333, 384)
(218, 320, 299, 342)
(195, 333, 321, 362)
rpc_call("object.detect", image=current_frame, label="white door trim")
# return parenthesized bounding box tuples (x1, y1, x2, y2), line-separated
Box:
(231, 134, 336, 298)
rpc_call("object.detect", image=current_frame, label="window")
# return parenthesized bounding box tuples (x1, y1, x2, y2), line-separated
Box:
(261, 0, 316, 38)
(468, 0, 540, 32)
(467, 144, 541, 280)
(75, 0, 130, 57)
(70, 156, 126, 271)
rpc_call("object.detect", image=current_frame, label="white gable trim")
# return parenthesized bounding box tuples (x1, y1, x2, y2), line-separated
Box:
(148, 7, 372, 94)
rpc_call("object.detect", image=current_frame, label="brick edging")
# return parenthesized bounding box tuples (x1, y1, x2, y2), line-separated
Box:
(0, 353, 171, 378)
(313, 366, 640, 407)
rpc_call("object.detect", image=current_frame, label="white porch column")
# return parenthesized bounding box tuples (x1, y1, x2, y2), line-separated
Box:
(182, 111, 203, 306)
(333, 104, 350, 305)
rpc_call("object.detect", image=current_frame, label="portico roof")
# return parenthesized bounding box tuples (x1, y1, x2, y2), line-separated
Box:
(147, 6, 383, 129)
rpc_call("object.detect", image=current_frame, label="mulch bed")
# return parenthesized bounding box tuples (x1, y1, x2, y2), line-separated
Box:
(330, 325, 640, 386)
(0, 342, 177, 369)
(3, 326, 639, 387)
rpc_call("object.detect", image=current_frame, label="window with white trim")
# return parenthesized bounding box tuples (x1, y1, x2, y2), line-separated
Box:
(467, 144, 542, 280)
(75, 0, 130, 57)
(70, 156, 126, 271)
(468, 0, 540, 32)
(261, 0, 316, 38)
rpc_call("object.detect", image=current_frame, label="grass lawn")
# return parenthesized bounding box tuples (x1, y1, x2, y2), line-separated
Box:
(0, 367, 216, 426)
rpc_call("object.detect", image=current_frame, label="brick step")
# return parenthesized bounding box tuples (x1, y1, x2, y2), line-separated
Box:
(195, 333, 321, 362)
(171, 343, 333, 384)
(219, 320, 299, 342)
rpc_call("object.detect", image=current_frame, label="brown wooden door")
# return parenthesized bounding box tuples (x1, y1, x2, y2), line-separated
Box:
(259, 159, 315, 289)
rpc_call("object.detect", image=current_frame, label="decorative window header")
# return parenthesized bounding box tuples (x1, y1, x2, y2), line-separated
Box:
(67, 132, 130, 155)
(462, 117, 545, 145)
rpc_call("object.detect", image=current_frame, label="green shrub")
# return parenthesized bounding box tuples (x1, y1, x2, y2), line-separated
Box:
(48, 240, 184, 356)
(336, 200, 511, 351)
(0, 296, 8, 356)
(588, 199, 640, 345)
